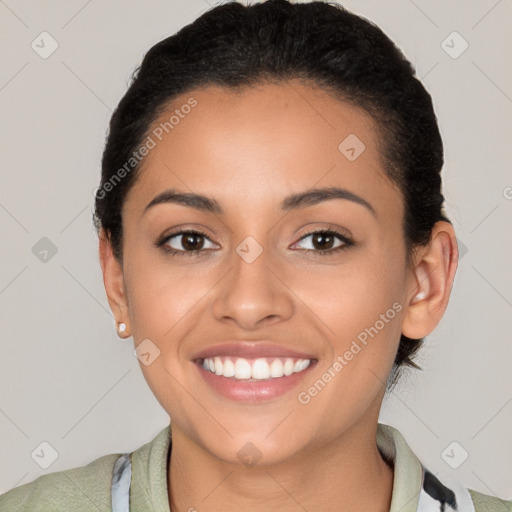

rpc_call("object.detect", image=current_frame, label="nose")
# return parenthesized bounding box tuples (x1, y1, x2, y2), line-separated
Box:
(211, 239, 294, 331)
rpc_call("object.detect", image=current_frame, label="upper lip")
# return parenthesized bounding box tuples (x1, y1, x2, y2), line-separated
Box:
(191, 342, 317, 361)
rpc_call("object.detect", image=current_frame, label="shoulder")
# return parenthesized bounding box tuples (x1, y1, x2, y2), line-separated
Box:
(468, 488, 512, 512)
(0, 426, 171, 512)
(377, 423, 511, 512)
(419, 463, 512, 511)
(0, 453, 119, 512)
(418, 459, 512, 512)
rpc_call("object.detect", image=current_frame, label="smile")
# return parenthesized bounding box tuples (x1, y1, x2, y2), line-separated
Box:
(200, 356, 312, 380)
(195, 355, 317, 402)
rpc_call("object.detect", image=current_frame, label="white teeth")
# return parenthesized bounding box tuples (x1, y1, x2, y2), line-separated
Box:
(234, 358, 252, 379)
(270, 359, 284, 378)
(223, 358, 235, 377)
(214, 356, 223, 375)
(200, 356, 312, 380)
(294, 359, 311, 372)
(298, 359, 311, 371)
(283, 359, 294, 376)
(252, 358, 270, 380)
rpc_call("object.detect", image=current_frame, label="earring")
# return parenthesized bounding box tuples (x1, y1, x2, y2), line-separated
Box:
(413, 291, 426, 302)
(118, 322, 127, 334)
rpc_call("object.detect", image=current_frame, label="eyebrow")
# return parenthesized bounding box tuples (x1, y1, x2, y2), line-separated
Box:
(143, 186, 376, 218)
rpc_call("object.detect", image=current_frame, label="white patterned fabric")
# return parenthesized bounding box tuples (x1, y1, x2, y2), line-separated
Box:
(417, 466, 475, 512)
(111, 452, 132, 512)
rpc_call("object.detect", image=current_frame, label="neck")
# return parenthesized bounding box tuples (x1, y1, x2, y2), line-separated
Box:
(167, 417, 394, 512)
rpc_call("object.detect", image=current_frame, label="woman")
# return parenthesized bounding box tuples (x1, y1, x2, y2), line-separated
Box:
(1, 0, 509, 510)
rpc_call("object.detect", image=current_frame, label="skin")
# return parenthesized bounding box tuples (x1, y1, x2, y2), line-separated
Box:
(99, 80, 458, 512)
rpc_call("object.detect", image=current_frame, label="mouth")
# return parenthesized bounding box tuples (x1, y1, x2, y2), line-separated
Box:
(198, 356, 313, 380)
(194, 355, 318, 402)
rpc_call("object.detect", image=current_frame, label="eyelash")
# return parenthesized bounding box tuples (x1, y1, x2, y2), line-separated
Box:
(156, 228, 354, 258)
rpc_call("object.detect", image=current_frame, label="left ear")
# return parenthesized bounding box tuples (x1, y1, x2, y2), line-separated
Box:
(401, 221, 459, 339)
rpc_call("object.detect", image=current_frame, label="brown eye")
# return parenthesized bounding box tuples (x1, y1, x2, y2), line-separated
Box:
(311, 232, 336, 250)
(158, 230, 218, 257)
(180, 232, 206, 251)
(293, 229, 354, 254)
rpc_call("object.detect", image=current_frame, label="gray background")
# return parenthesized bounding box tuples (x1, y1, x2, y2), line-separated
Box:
(1, 0, 511, 499)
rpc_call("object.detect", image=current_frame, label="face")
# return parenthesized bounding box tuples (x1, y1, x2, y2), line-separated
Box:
(117, 80, 415, 465)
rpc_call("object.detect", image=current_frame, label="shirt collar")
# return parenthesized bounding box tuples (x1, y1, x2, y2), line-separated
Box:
(377, 423, 424, 512)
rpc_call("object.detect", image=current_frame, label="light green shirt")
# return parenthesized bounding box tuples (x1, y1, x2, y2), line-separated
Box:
(1, 423, 510, 511)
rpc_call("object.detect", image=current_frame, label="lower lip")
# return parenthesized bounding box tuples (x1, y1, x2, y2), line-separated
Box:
(195, 360, 317, 403)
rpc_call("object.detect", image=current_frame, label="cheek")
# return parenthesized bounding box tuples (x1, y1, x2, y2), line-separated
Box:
(123, 255, 215, 417)
(124, 249, 215, 342)
(288, 249, 405, 339)
(291, 248, 405, 395)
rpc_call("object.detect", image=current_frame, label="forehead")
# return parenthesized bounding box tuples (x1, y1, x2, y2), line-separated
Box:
(123, 80, 402, 222)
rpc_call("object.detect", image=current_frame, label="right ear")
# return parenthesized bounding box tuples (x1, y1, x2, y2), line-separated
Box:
(98, 228, 131, 335)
